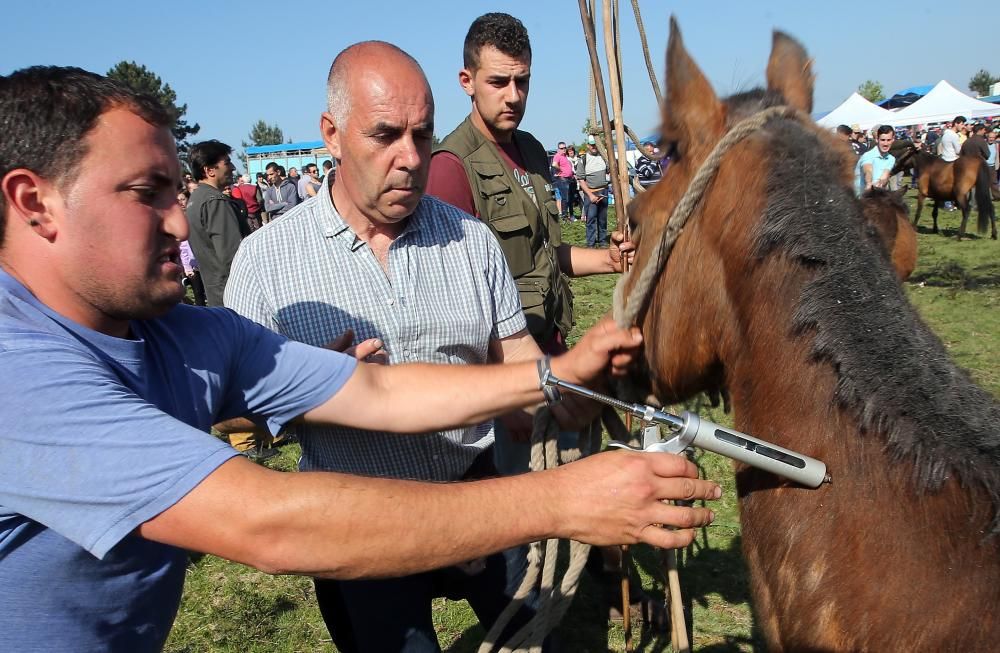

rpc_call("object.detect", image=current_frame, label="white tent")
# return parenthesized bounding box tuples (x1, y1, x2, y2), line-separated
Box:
(886, 80, 1000, 126)
(815, 92, 895, 131)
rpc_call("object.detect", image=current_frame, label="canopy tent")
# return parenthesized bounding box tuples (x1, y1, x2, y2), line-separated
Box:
(815, 92, 895, 131)
(878, 84, 934, 109)
(886, 80, 1000, 126)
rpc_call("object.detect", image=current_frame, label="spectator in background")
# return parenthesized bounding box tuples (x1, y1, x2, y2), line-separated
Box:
(185, 140, 250, 307)
(987, 129, 998, 183)
(262, 161, 299, 218)
(851, 123, 868, 156)
(940, 116, 965, 160)
(578, 135, 610, 247)
(836, 124, 856, 151)
(287, 166, 299, 182)
(550, 141, 575, 220)
(633, 142, 662, 189)
(177, 190, 207, 307)
(232, 174, 263, 230)
(564, 144, 581, 220)
(320, 158, 334, 184)
(297, 162, 322, 200)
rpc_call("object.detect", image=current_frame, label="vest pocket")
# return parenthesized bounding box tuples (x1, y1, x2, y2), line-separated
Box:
(489, 212, 534, 277)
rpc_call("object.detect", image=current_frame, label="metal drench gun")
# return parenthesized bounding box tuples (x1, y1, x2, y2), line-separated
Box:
(539, 366, 831, 488)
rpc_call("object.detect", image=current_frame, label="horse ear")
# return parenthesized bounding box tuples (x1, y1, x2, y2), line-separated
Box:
(664, 16, 722, 149)
(766, 31, 814, 113)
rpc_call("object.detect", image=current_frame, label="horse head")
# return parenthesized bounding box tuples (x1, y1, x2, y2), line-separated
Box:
(621, 19, 855, 405)
(889, 141, 920, 176)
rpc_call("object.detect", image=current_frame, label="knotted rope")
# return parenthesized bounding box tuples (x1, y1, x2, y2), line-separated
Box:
(613, 105, 803, 329)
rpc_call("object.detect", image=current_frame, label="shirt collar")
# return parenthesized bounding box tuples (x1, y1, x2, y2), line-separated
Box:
(316, 178, 424, 252)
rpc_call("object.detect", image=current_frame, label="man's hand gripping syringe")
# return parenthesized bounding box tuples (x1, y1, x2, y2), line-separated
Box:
(538, 358, 832, 488)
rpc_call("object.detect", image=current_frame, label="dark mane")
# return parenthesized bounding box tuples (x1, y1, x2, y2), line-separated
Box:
(729, 101, 1000, 531)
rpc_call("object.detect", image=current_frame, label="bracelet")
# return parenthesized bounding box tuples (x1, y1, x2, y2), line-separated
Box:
(536, 355, 562, 405)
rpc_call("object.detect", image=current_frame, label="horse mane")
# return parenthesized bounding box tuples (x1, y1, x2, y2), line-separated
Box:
(725, 91, 1000, 532)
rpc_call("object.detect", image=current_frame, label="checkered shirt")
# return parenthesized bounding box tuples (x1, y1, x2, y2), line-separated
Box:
(225, 187, 526, 480)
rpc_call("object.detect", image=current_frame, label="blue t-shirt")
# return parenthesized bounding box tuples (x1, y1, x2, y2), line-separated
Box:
(854, 147, 896, 196)
(0, 269, 356, 652)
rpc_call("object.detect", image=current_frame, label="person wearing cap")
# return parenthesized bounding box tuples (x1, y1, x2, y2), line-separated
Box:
(850, 123, 868, 156)
(578, 135, 611, 246)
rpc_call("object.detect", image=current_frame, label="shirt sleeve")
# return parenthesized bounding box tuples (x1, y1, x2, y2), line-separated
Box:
(427, 151, 479, 217)
(0, 336, 239, 559)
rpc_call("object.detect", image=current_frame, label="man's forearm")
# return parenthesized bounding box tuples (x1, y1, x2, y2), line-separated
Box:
(557, 243, 616, 276)
(139, 449, 718, 579)
(305, 317, 642, 434)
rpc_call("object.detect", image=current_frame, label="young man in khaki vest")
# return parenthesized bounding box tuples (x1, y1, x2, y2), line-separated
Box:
(427, 11, 660, 631)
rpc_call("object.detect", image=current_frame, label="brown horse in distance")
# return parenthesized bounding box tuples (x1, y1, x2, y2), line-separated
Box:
(623, 20, 999, 651)
(890, 143, 998, 239)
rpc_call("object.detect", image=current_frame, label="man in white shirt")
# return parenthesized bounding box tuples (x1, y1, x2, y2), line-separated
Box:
(939, 116, 966, 162)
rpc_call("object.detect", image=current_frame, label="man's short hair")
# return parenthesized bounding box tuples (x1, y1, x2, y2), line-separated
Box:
(954, 115, 967, 125)
(836, 124, 853, 137)
(188, 140, 232, 182)
(322, 159, 333, 170)
(0, 66, 170, 238)
(875, 125, 894, 137)
(265, 161, 280, 173)
(463, 13, 531, 70)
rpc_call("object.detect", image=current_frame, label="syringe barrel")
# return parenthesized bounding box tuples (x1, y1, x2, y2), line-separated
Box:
(682, 412, 828, 488)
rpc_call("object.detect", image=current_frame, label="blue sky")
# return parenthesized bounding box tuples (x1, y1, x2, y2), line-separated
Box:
(3, 0, 992, 164)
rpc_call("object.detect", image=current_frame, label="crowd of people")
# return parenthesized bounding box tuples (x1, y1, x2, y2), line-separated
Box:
(547, 136, 664, 247)
(0, 12, 724, 653)
(835, 115, 1000, 197)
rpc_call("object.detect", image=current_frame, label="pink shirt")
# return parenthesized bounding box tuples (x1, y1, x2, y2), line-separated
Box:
(551, 152, 573, 178)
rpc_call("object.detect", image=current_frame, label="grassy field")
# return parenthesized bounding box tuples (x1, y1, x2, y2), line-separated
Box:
(166, 190, 998, 652)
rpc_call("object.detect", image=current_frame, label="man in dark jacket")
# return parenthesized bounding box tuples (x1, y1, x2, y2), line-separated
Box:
(185, 140, 250, 307)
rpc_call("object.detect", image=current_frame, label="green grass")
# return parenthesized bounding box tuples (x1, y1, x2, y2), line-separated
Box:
(166, 190, 999, 652)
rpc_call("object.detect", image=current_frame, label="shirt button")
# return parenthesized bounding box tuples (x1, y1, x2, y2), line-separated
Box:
(386, 297, 395, 306)
(403, 349, 411, 358)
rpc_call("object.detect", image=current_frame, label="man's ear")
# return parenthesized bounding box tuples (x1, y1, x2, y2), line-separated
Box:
(320, 112, 342, 160)
(458, 68, 475, 99)
(1, 169, 60, 240)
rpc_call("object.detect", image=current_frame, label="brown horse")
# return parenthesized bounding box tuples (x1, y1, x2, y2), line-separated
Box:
(890, 143, 998, 239)
(624, 20, 999, 651)
(860, 186, 918, 281)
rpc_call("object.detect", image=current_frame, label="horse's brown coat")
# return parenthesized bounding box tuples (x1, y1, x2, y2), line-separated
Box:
(892, 144, 998, 239)
(625, 18, 998, 651)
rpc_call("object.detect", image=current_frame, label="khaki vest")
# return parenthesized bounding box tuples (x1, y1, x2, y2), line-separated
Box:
(436, 117, 573, 344)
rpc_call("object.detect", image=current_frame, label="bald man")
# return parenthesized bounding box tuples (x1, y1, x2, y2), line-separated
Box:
(225, 40, 579, 650)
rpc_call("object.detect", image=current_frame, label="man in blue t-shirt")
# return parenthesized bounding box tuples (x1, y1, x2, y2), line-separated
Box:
(854, 124, 897, 196)
(0, 67, 720, 652)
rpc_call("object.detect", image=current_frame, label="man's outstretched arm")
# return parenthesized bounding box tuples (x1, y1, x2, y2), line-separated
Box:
(138, 448, 719, 579)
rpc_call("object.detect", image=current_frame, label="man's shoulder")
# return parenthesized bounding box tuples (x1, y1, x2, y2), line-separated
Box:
(858, 148, 880, 163)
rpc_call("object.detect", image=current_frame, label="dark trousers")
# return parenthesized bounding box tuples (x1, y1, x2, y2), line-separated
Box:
(564, 179, 581, 218)
(313, 448, 542, 652)
(583, 192, 608, 246)
(314, 548, 534, 653)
